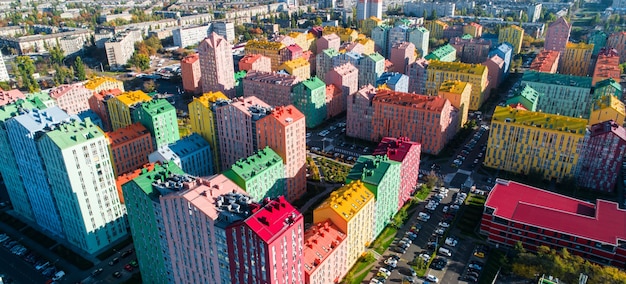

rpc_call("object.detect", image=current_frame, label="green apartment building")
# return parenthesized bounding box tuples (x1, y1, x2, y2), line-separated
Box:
(505, 85, 542, 111)
(292, 77, 327, 128)
(346, 155, 401, 239)
(359, 52, 386, 87)
(425, 44, 457, 62)
(521, 71, 593, 118)
(131, 99, 179, 149)
(122, 161, 186, 284)
(594, 78, 622, 99)
(223, 147, 285, 201)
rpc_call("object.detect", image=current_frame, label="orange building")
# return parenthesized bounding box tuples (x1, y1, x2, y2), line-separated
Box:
(87, 88, 123, 132)
(115, 163, 155, 203)
(592, 48, 621, 86)
(106, 123, 154, 176)
(238, 54, 272, 73)
(303, 220, 348, 284)
(326, 84, 343, 118)
(257, 105, 307, 202)
(529, 50, 560, 73)
(181, 53, 202, 94)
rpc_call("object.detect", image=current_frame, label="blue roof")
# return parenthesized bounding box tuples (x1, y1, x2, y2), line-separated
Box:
(343, 51, 363, 61)
(168, 133, 211, 158)
(376, 72, 407, 87)
(12, 106, 73, 133)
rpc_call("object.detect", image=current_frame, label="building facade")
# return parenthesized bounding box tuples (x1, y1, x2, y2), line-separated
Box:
(106, 122, 154, 176)
(292, 77, 327, 128)
(592, 48, 621, 85)
(108, 90, 152, 131)
(521, 71, 593, 119)
(84, 76, 125, 94)
(199, 33, 236, 97)
(425, 60, 489, 110)
(544, 17, 571, 54)
(326, 62, 359, 112)
(576, 120, 626, 192)
(560, 42, 594, 76)
(424, 43, 457, 62)
(389, 42, 415, 73)
(49, 83, 92, 115)
(438, 80, 471, 127)
(181, 53, 202, 94)
(173, 25, 211, 48)
(373, 137, 421, 210)
(131, 99, 179, 149)
(188, 91, 229, 172)
(148, 133, 214, 177)
(239, 54, 272, 73)
(529, 50, 560, 74)
(449, 36, 491, 64)
(243, 70, 300, 107)
(303, 220, 347, 284)
(498, 25, 524, 54)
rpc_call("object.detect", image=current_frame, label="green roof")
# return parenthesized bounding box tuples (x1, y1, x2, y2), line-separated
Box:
(346, 155, 401, 186)
(365, 52, 385, 62)
(411, 26, 428, 33)
(301, 76, 326, 90)
(26, 92, 54, 108)
(522, 71, 592, 88)
(322, 48, 340, 57)
(595, 78, 622, 92)
(425, 44, 456, 60)
(506, 85, 542, 111)
(136, 99, 175, 116)
(461, 34, 474, 39)
(128, 161, 186, 200)
(235, 70, 247, 81)
(0, 99, 41, 123)
(224, 147, 283, 181)
(45, 118, 104, 149)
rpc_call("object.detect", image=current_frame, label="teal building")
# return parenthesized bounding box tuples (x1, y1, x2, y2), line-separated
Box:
(594, 78, 622, 100)
(223, 146, 285, 201)
(521, 71, 593, 118)
(292, 77, 327, 128)
(359, 52, 386, 87)
(131, 99, 179, 149)
(588, 30, 608, 55)
(425, 44, 457, 62)
(505, 84, 542, 111)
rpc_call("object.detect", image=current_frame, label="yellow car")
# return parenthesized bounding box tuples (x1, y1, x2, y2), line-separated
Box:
(473, 251, 485, 258)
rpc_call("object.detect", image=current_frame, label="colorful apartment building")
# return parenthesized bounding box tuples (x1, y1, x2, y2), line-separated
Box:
(480, 180, 626, 268)
(303, 220, 348, 284)
(38, 118, 127, 254)
(106, 122, 153, 176)
(498, 25, 524, 54)
(408, 26, 429, 57)
(483, 55, 505, 91)
(245, 39, 287, 71)
(463, 22, 483, 38)
(443, 25, 464, 40)
(243, 70, 300, 107)
(425, 20, 448, 40)
(287, 32, 309, 51)
(424, 43, 457, 62)
(215, 96, 272, 171)
(322, 26, 358, 43)
(594, 78, 622, 100)
(376, 72, 409, 93)
(359, 52, 385, 88)
(148, 133, 214, 177)
(88, 88, 122, 132)
(577, 120, 626, 192)
(280, 57, 311, 81)
(589, 95, 626, 126)
(131, 99, 179, 149)
(484, 106, 587, 181)
(449, 36, 491, 64)
(84, 76, 125, 94)
(282, 44, 304, 62)
(49, 83, 93, 115)
(122, 162, 186, 284)
(317, 33, 341, 54)
(115, 163, 155, 205)
(326, 62, 359, 112)
(223, 147, 285, 201)
(316, 48, 340, 82)
(326, 84, 344, 118)
(227, 196, 304, 284)
(370, 90, 460, 154)
(361, 16, 383, 36)
(292, 77, 327, 128)
(371, 25, 390, 57)
(529, 50, 560, 74)
(607, 31, 626, 63)
(489, 43, 513, 74)
(425, 60, 489, 110)
(238, 54, 272, 73)
(313, 181, 375, 269)
(588, 30, 608, 55)
(560, 42, 594, 76)
(355, 37, 376, 55)
(188, 91, 229, 172)
(544, 17, 571, 54)
(108, 90, 151, 131)
(257, 105, 307, 202)
(407, 58, 428, 94)
(592, 48, 621, 85)
(438, 80, 471, 127)
(159, 175, 249, 284)
(346, 85, 377, 141)
(181, 53, 202, 94)
(199, 32, 236, 97)
(521, 71, 593, 119)
(372, 137, 421, 210)
(505, 84, 542, 111)
(389, 42, 415, 73)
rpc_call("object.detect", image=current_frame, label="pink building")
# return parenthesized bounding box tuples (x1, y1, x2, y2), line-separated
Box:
(275, 35, 296, 47)
(389, 42, 416, 73)
(407, 58, 428, 94)
(576, 120, 626, 192)
(608, 31, 626, 63)
(346, 85, 377, 140)
(49, 83, 92, 115)
(303, 220, 347, 284)
(243, 70, 300, 107)
(282, 44, 304, 62)
(373, 137, 421, 210)
(529, 50, 560, 74)
(160, 174, 249, 284)
(239, 54, 272, 73)
(0, 89, 25, 106)
(199, 32, 236, 97)
(371, 90, 459, 154)
(483, 55, 505, 91)
(449, 37, 491, 64)
(544, 17, 571, 54)
(316, 33, 341, 54)
(326, 62, 359, 112)
(181, 53, 202, 94)
(88, 88, 122, 132)
(592, 48, 621, 85)
(215, 96, 273, 170)
(342, 42, 364, 54)
(443, 25, 464, 39)
(227, 196, 304, 284)
(326, 84, 343, 118)
(257, 105, 307, 202)
(106, 122, 154, 176)
(303, 50, 316, 74)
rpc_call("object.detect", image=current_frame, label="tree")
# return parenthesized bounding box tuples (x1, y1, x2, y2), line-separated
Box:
(49, 44, 64, 65)
(15, 56, 38, 92)
(425, 171, 441, 188)
(142, 80, 157, 92)
(430, 10, 437, 20)
(74, 56, 86, 81)
(128, 52, 150, 70)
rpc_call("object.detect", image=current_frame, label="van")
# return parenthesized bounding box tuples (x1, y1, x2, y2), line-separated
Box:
(52, 270, 65, 281)
(438, 247, 452, 257)
(36, 261, 50, 271)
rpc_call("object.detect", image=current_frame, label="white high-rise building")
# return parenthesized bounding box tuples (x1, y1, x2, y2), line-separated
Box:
(173, 25, 211, 48)
(0, 53, 9, 82)
(213, 22, 235, 44)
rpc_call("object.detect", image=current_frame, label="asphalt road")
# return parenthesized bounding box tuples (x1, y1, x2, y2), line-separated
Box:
(0, 245, 47, 284)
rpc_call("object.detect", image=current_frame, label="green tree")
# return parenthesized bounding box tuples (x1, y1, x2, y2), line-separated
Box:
(425, 171, 441, 189)
(15, 56, 39, 92)
(49, 45, 64, 65)
(430, 10, 437, 20)
(74, 56, 86, 81)
(128, 52, 150, 70)
(314, 17, 322, 26)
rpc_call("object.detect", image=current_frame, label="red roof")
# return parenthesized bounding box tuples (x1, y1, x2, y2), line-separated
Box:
(265, 105, 305, 127)
(244, 196, 303, 243)
(303, 220, 346, 274)
(485, 180, 626, 245)
(373, 137, 421, 163)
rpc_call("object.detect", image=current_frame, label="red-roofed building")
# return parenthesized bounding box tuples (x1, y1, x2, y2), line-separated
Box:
(529, 50, 560, 74)
(239, 54, 272, 73)
(373, 137, 421, 210)
(88, 88, 122, 132)
(115, 163, 155, 203)
(576, 120, 626, 192)
(106, 123, 154, 176)
(481, 180, 626, 267)
(0, 89, 25, 107)
(326, 84, 343, 118)
(303, 220, 347, 284)
(227, 196, 304, 284)
(181, 53, 202, 94)
(592, 48, 621, 86)
(282, 44, 304, 62)
(49, 83, 93, 115)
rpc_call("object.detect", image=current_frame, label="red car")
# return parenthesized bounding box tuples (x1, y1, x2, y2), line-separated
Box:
(124, 264, 134, 272)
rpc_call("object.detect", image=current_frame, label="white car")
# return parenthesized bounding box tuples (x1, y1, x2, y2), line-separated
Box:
(442, 206, 449, 213)
(438, 222, 450, 228)
(445, 237, 458, 247)
(418, 212, 431, 221)
(379, 267, 391, 277)
(419, 253, 431, 262)
(426, 274, 439, 283)
(435, 228, 445, 235)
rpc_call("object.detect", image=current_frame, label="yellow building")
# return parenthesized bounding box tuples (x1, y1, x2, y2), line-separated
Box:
(439, 80, 472, 127)
(498, 25, 524, 54)
(244, 40, 286, 71)
(288, 32, 309, 51)
(304, 32, 317, 53)
(355, 37, 376, 54)
(589, 94, 626, 126)
(560, 42, 594, 77)
(463, 22, 483, 38)
(425, 20, 448, 40)
(361, 16, 383, 36)
(108, 90, 151, 131)
(322, 26, 358, 43)
(280, 57, 311, 81)
(84, 76, 125, 94)
(313, 180, 374, 270)
(188, 91, 229, 172)
(485, 106, 587, 181)
(425, 60, 488, 110)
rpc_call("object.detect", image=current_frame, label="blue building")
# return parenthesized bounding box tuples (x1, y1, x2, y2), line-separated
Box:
(148, 133, 214, 177)
(77, 109, 104, 130)
(376, 72, 409, 92)
(489, 42, 513, 76)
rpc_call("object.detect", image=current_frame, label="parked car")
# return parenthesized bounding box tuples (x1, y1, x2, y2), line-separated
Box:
(445, 237, 458, 247)
(109, 257, 120, 266)
(113, 271, 122, 278)
(426, 274, 439, 283)
(124, 264, 134, 272)
(438, 247, 452, 257)
(92, 268, 103, 276)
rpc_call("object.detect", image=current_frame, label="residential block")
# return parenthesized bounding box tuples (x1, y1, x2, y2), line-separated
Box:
(108, 90, 151, 131)
(188, 91, 229, 172)
(425, 60, 489, 110)
(521, 71, 593, 119)
(243, 70, 300, 107)
(292, 77, 327, 128)
(131, 99, 179, 149)
(149, 133, 214, 177)
(560, 42, 594, 76)
(106, 122, 153, 176)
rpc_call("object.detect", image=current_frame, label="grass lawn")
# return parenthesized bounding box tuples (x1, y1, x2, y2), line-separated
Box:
(52, 245, 94, 270)
(371, 226, 398, 255)
(315, 157, 352, 183)
(343, 255, 377, 284)
(414, 186, 431, 201)
(478, 249, 507, 284)
(22, 227, 56, 248)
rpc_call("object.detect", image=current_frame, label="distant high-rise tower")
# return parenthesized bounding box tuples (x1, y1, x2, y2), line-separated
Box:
(544, 17, 571, 55)
(199, 32, 236, 97)
(357, 0, 382, 21)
